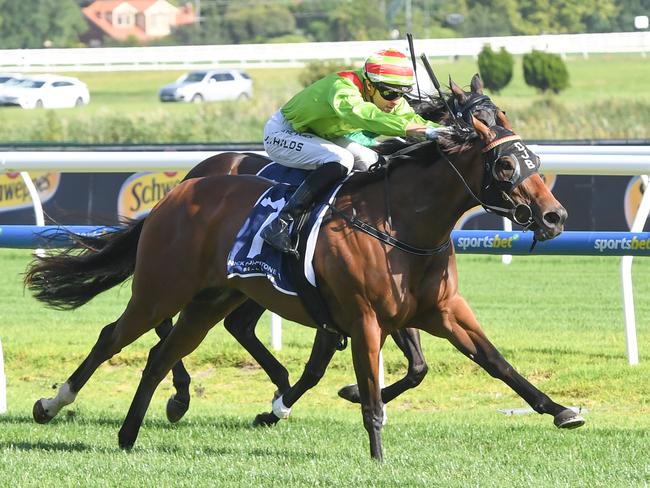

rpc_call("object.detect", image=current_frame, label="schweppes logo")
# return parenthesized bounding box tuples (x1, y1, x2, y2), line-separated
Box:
(0, 172, 60, 212)
(624, 176, 647, 231)
(118, 171, 188, 219)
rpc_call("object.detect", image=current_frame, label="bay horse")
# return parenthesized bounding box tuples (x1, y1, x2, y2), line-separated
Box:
(159, 74, 518, 423)
(29, 75, 504, 428)
(26, 87, 584, 459)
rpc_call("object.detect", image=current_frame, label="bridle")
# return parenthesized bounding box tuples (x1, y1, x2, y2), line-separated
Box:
(453, 94, 500, 126)
(328, 89, 542, 256)
(435, 127, 540, 228)
(443, 93, 538, 227)
(329, 124, 541, 256)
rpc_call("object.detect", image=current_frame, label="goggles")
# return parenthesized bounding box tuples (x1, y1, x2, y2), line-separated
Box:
(372, 82, 412, 101)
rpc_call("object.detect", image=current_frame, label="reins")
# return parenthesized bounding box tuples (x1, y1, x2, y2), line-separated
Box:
(330, 138, 453, 257)
(436, 137, 533, 224)
(328, 205, 452, 256)
(327, 132, 536, 256)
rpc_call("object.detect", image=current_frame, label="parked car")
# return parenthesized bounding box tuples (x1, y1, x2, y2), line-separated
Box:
(0, 73, 23, 87)
(0, 75, 90, 109)
(0, 73, 24, 96)
(159, 69, 253, 103)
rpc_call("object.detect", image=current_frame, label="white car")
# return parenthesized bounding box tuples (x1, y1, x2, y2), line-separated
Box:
(0, 75, 90, 109)
(159, 69, 253, 103)
(0, 73, 24, 96)
(0, 73, 23, 87)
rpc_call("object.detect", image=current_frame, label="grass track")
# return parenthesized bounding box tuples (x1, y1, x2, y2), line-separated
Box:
(1, 249, 649, 486)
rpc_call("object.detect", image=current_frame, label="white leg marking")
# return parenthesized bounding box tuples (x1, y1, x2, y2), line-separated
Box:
(40, 382, 77, 417)
(272, 394, 292, 419)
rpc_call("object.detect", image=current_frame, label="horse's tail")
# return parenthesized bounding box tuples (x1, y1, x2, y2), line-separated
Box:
(24, 219, 145, 310)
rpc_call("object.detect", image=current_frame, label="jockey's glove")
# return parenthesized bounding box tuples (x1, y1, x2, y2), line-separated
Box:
(425, 126, 444, 140)
(426, 126, 459, 140)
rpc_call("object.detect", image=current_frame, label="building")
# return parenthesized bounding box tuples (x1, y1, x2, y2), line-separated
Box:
(81, 0, 195, 45)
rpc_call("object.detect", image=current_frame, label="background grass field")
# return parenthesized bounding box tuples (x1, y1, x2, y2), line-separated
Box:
(1, 53, 649, 143)
(1, 249, 649, 486)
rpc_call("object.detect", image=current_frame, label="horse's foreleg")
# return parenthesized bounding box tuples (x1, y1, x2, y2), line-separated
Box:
(338, 327, 428, 404)
(118, 291, 245, 450)
(154, 318, 192, 423)
(223, 300, 290, 396)
(350, 316, 385, 461)
(440, 295, 585, 429)
(252, 329, 340, 427)
(33, 310, 152, 424)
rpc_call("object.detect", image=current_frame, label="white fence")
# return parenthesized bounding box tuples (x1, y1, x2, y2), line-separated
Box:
(2, 146, 650, 173)
(0, 32, 648, 72)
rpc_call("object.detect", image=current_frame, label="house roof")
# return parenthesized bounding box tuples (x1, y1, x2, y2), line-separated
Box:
(82, 0, 195, 41)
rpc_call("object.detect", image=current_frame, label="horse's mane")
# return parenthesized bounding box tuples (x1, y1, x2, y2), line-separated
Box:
(344, 90, 482, 188)
(408, 95, 450, 125)
(374, 126, 478, 158)
(345, 128, 478, 189)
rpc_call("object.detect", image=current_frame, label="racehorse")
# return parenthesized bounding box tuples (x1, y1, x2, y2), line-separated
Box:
(161, 74, 517, 423)
(25, 78, 584, 460)
(29, 75, 501, 428)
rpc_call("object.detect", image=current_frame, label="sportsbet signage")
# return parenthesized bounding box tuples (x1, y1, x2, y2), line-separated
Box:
(118, 171, 188, 219)
(455, 233, 520, 251)
(0, 172, 60, 211)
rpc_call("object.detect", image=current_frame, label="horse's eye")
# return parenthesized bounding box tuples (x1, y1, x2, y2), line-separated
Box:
(494, 157, 515, 181)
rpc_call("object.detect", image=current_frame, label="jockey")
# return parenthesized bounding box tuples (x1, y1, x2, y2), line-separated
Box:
(261, 48, 444, 256)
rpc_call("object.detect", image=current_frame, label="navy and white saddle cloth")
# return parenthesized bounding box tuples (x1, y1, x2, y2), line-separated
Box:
(226, 162, 343, 295)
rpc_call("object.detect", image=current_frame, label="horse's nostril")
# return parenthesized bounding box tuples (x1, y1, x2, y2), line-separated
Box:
(544, 212, 560, 225)
(544, 207, 567, 227)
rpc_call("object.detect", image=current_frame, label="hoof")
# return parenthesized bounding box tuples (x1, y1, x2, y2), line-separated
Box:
(252, 412, 280, 427)
(554, 408, 586, 429)
(337, 384, 361, 404)
(33, 399, 55, 424)
(118, 441, 134, 451)
(166, 395, 189, 424)
(118, 430, 136, 451)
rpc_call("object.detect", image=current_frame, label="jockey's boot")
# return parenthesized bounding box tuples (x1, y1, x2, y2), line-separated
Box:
(261, 162, 348, 257)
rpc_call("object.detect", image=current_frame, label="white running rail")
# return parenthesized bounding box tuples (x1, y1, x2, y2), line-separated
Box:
(0, 32, 648, 72)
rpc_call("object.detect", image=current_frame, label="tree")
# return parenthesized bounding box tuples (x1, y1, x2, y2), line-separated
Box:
(222, 4, 296, 44)
(523, 50, 569, 94)
(477, 45, 513, 93)
(0, 0, 86, 48)
(294, 0, 388, 41)
(455, 0, 620, 36)
(609, 0, 650, 32)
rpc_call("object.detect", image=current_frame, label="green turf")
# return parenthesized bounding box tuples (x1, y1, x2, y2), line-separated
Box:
(1, 249, 649, 486)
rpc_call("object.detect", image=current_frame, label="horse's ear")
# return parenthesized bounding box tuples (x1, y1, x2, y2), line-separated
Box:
(471, 115, 495, 142)
(470, 73, 483, 94)
(449, 76, 468, 104)
(497, 110, 513, 130)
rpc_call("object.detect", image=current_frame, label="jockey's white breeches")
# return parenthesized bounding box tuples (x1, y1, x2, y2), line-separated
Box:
(263, 111, 378, 172)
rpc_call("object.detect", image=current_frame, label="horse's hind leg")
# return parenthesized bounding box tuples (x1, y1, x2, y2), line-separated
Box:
(338, 327, 428, 404)
(118, 290, 245, 450)
(433, 295, 585, 429)
(252, 329, 340, 427)
(33, 301, 166, 424)
(154, 318, 193, 423)
(223, 299, 291, 396)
